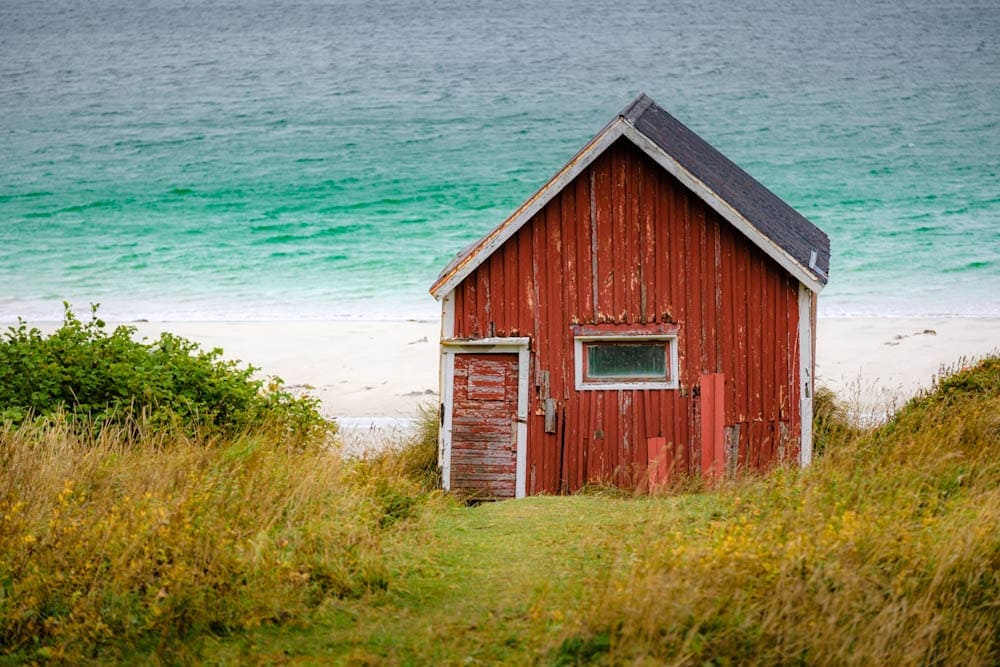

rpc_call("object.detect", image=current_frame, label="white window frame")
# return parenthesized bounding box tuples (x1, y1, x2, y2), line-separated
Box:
(574, 334, 679, 391)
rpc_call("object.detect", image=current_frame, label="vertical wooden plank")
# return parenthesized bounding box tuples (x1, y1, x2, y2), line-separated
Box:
(611, 145, 627, 321)
(580, 391, 590, 488)
(739, 421, 750, 472)
(752, 254, 764, 423)
(683, 191, 700, 388)
(760, 258, 773, 426)
(477, 261, 490, 336)
(689, 387, 699, 478)
(567, 403, 579, 491)
(595, 154, 614, 322)
(547, 199, 564, 393)
(771, 269, 782, 423)
(721, 220, 736, 423)
(546, 201, 563, 492)
(639, 156, 655, 323)
(517, 224, 534, 342)
(533, 210, 548, 491)
(655, 173, 674, 478)
(639, 390, 652, 477)
(562, 182, 579, 331)
(789, 276, 801, 459)
(603, 387, 616, 485)
(558, 190, 575, 403)
(453, 284, 466, 336)
(666, 173, 679, 326)
(487, 252, 501, 336)
(768, 270, 778, 424)
(654, 169, 667, 323)
(594, 392, 605, 481)
(696, 200, 709, 373)
(783, 276, 793, 423)
(735, 238, 748, 423)
(699, 373, 725, 479)
(532, 208, 545, 349)
(620, 392, 631, 485)
(575, 173, 593, 322)
(625, 146, 641, 322)
(668, 178, 685, 472)
(752, 420, 765, 471)
(530, 264, 545, 482)
(504, 234, 516, 334)
(713, 212, 723, 373)
(713, 374, 725, 475)
(647, 436, 663, 489)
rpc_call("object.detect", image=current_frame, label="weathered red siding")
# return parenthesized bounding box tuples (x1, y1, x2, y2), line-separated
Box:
(452, 139, 802, 494)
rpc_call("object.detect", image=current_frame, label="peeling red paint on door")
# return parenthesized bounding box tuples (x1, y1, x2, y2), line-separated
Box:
(451, 353, 519, 498)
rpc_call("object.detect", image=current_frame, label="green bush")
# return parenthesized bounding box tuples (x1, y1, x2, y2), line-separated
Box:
(0, 304, 330, 441)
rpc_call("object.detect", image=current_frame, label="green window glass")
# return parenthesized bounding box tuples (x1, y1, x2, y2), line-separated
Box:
(585, 342, 667, 380)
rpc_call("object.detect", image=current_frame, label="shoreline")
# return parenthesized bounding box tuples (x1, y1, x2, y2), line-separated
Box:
(7, 316, 999, 425)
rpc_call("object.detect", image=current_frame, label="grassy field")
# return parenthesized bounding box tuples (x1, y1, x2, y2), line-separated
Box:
(3, 358, 999, 665)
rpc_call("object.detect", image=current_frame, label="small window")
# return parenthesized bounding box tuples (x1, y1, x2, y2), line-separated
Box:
(574, 333, 678, 390)
(585, 342, 667, 380)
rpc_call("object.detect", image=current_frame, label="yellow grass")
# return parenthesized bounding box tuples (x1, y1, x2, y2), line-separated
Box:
(0, 415, 435, 662)
(557, 358, 1000, 665)
(2, 359, 998, 664)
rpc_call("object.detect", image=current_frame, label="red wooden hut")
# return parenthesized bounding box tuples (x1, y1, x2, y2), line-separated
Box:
(429, 94, 830, 498)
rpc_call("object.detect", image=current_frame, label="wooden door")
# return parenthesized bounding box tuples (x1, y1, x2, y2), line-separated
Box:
(450, 353, 519, 498)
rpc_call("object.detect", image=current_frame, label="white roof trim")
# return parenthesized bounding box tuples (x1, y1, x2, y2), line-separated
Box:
(430, 115, 824, 299)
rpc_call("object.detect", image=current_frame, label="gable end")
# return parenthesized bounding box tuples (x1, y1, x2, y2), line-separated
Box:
(431, 94, 830, 299)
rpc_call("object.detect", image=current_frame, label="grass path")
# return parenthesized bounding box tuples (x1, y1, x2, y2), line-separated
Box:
(205, 495, 722, 665)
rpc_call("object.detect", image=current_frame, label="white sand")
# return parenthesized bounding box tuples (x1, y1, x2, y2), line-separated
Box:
(816, 318, 1000, 420)
(10, 316, 999, 427)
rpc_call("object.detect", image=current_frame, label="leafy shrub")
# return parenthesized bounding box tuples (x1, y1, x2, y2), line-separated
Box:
(0, 304, 329, 442)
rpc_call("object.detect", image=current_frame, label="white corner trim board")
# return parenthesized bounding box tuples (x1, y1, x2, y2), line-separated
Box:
(798, 283, 814, 466)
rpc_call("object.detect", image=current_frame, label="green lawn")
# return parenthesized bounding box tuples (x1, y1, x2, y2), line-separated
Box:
(203, 494, 725, 665)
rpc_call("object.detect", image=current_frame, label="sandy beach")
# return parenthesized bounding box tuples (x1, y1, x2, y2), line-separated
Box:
(10, 316, 998, 431)
(815, 317, 1000, 419)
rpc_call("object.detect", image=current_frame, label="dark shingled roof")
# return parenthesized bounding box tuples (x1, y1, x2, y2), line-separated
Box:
(622, 93, 830, 282)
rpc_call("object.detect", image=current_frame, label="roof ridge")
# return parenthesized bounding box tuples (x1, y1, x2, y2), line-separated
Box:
(621, 92, 654, 121)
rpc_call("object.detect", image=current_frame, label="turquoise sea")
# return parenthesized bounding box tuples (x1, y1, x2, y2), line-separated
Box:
(2, 0, 998, 321)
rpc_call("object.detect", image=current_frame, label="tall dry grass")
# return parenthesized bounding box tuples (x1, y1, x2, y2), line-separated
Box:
(0, 415, 435, 662)
(558, 357, 1000, 665)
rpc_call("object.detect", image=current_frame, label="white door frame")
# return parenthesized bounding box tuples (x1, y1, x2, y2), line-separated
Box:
(440, 337, 530, 498)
